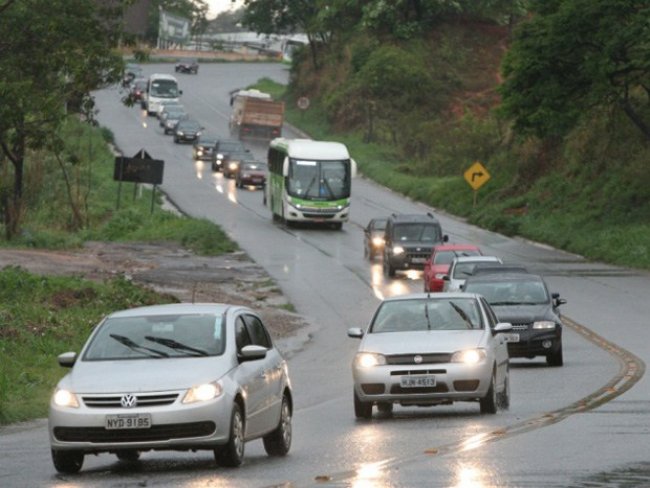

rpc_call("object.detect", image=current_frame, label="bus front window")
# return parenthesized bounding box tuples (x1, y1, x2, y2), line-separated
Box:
(288, 159, 350, 200)
(150, 80, 179, 98)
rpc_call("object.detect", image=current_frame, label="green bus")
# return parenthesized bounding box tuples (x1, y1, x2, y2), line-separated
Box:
(266, 138, 357, 229)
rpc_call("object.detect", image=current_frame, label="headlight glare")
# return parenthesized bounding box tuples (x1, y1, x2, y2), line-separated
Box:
(53, 389, 79, 408)
(355, 352, 386, 368)
(182, 382, 222, 404)
(372, 237, 384, 247)
(451, 348, 486, 364)
(533, 321, 556, 329)
(393, 246, 405, 255)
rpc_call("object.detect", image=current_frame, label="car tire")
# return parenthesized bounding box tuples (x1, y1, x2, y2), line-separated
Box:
(262, 393, 292, 456)
(546, 343, 564, 367)
(51, 449, 84, 474)
(376, 402, 393, 416)
(216, 402, 245, 467)
(498, 367, 510, 410)
(354, 390, 372, 419)
(115, 449, 140, 462)
(479, 370, 498, 414)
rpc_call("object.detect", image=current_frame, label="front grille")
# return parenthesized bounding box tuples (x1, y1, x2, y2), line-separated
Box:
(390, 369, 446, 375)
(386, 353, 452, 365)
(302, 213, 335, 219)
(390, 384, 449, 394)
(82, 393, 179, 408)
(453, 380, 480, 392)
(361, 384, 385, 395)
(511, 323, 530, 331)
(53, 421, 215, 443)
(406, 251, 431, 260)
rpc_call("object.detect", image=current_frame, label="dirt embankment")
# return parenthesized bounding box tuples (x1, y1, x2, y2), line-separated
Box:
(0, 242, 310, 348)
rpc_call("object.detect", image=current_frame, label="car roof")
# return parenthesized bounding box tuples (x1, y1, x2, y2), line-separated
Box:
(464, 272, 545, 285)
(389, 213, 440, 224)
(452, 255, 501, 264)
(107, 303, 233, 319)
(380, 292, 483, 303)
(470, 265, 530, 276)
(433, 243, 480, 252)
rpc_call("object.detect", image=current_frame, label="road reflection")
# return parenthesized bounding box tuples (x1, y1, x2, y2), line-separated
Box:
(351, 461, 388, 488)
(450, 462, 490, 488)
(371, 265, 423, 300)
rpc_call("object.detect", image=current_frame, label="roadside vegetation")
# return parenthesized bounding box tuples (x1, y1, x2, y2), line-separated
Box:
(243, 1, 650, 269)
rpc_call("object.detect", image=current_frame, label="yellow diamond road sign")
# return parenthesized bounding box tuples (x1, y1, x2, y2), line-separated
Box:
(464, 161, 490, 191)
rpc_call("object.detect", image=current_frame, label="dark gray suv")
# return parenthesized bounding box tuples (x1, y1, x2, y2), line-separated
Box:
(383, 213, 448, 277)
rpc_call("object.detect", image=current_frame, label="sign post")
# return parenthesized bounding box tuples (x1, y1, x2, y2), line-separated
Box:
(114, 149, 164, 213)
(463, 161, 491, 207)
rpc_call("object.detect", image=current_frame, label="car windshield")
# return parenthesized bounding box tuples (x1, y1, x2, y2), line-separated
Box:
(371, 298, 483, 332)
(393, 223, 441, 242)
(150, 79, 179, 98)
(178, 121, 201, 130)
(83, 313, 225, 360)
(464, 280, 549, 305)
(242, 162, 266, 171)
(219, 141, 244, 153)
(434, 249, 480, 265)
(372, 219, 387, 231)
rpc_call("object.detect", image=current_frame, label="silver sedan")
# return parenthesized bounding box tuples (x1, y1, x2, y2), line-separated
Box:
(48, 303, 293, 473)
(348, 293, 512, 418)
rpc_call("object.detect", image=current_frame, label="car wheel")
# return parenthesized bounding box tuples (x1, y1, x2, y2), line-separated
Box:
(376, 402, 393, 416)
(262, 393, 292, 456)
(498, 367, 510, 410)
(479, 370, 498, 414)
(546, 343, 564, 367)
(115, 449, 140, 462)
(216, 402, 245, 467)
(354, 389, 372, 419)
(51, 449, 84, 474)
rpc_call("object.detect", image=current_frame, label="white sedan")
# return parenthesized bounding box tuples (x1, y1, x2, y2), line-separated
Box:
(348, 293, 512, 418)
(49, 303, 293, 473)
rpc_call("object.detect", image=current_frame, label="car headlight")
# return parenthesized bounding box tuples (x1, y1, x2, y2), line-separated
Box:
(451, 348, 487, 364)
(229, 162, 238, 170)
(392, 246, 405, 255)
(197, 149, 203, 156)
(372, 237, 384, 247)
(533, 321, 556, 329)
(196, 131, 202, 136)
(354, 352, 386, 368)
(217, 154, 224, 160)
(177, 131, 184, 136)
(53, 388, 79, 408)
(182, 382, 223, 404)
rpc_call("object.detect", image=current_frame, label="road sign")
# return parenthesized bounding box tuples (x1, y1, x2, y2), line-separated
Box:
(297, 96, 310, 110)
(464, 161, 490, 191)
(114, 149, 164, 185)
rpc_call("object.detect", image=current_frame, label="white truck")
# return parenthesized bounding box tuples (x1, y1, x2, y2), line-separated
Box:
(142, 73, 181, 116)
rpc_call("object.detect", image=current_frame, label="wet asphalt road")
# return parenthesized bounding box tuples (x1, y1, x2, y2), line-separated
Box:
(2, 63, 650, 487)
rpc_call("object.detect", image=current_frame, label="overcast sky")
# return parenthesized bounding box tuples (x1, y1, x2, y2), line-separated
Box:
(206, 0, 244, 19)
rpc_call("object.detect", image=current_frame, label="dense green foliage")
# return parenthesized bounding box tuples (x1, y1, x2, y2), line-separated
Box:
(0, 267, 178, 424)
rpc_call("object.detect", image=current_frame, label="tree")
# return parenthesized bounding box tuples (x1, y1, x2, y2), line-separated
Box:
(0, 0, 123, 239)
(499, 0, 650, 141)
(144, 0, 209, 45)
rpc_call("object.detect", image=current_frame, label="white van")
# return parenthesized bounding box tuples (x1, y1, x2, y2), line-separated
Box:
(142, 73, 181, 116)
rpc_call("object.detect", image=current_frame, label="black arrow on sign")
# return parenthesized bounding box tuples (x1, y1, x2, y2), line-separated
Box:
(471, 171, 484, 182)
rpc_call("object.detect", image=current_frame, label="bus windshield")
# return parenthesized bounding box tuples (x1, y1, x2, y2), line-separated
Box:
(150, 79, 179, 98)
(287, 159, 350, 200)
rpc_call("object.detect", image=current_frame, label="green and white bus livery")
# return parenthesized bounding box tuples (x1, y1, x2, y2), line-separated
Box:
(266, 138, 357, 229)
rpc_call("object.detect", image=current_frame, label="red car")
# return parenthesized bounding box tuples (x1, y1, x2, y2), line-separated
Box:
(423, 244, 482, 292)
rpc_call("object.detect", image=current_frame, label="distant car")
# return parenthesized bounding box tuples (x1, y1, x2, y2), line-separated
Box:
(193, 134, 219, 161)
(212, 139, 246, 172)
(162, 108, 189, 135)
(423, 244, 482, 293)
(235, 160, 267, 188)
(156, 100, 184, 119)
(129, 78, 148, 102)
(48, 303, 293, 474)
(443, 255, 503, 292)
(223, 150, 252, 179)
(463, 272, 566, 366)
(122, 63, 142, 87)
(383, 213, 449, 277)
(363, 218, 388, 260)
(175, 58, 199, 74)
(348, 293, 512, 419)
(173, 119, 203, 143)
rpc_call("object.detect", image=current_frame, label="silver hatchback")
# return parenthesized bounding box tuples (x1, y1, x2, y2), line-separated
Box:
(49, 303, 292, 473)
(348, 293, 512, 418)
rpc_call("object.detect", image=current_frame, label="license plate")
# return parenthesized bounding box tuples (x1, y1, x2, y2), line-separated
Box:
(400, 375, 436, 388)
(105, 414, 151, 430)
(504, 333, 520, 343)
(411, 257, 427, 264)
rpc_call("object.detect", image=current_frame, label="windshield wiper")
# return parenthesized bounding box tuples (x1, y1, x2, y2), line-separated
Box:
(144, 335, 208, 356)
(109, 334, 168, 358)
(424, 303, 432, 330)
(450, 302, 474, 329)
(303, 176, 317, 197)
(490, 301, 524, 306)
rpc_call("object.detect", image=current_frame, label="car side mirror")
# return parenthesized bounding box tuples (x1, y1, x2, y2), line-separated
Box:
(347, 327, 364, 339)
(58, 351, 77, 368)
(443, 234, 449, 242)
(493, 322, 513, 333)
(442, 275, 449, 281)
(238, 344, 267, 362)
